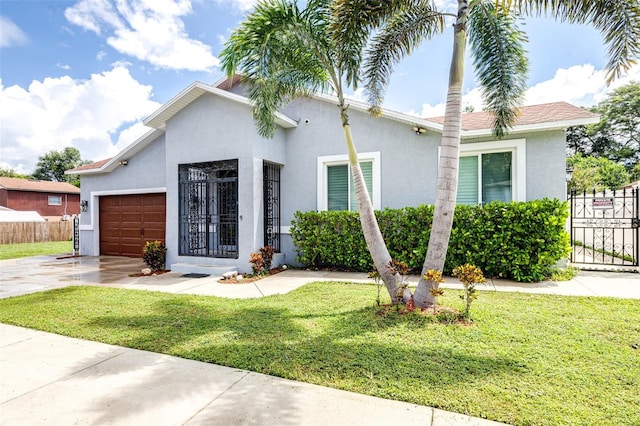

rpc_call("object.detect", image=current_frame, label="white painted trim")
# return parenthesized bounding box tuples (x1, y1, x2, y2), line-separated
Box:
(280, 225, 292, 235)
(84, 187, 167, 255)
(458, 139, 526, 202)
(316, 152, 381, 211)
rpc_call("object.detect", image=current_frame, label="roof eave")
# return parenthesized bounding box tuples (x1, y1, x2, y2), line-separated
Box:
(69, 128, 164, 175)
(461, 116, 600, 139)
(143, 81, 297, 130)
(310, 92, 444, 133)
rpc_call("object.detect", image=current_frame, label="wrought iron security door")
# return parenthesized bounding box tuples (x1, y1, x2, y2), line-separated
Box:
(569, 188, 639, 268)
(263, 161, 281, 252)
(179, 160, 238, 258)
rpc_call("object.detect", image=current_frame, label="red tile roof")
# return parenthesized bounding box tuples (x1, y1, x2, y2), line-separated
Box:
(67, 158, 112, 172)
(427, 102, 597, 131)
(0, 177, 81, 194)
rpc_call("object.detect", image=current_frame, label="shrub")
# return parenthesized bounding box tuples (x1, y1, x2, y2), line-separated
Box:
(142, 241, 167, 272)
(452, 264, 486, 320)
(290, 199, 570, 282)
(249, 246, 277, 275)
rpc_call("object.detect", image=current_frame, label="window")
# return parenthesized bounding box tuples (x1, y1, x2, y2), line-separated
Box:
(455, 140, 525, 205)
(48, 195, 62, 206)
(317, 152, 381, 211)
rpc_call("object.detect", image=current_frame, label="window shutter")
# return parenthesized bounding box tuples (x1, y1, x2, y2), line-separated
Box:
(457, 156, 479, 204)
(350, 161, 373, 211)
(328, 164, 348, 210)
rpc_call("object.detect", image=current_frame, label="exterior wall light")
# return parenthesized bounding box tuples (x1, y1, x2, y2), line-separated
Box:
(80, 200, 88, 212)
(412, 126, 426, 135)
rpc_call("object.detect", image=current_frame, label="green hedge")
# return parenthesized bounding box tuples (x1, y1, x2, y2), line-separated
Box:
(290, 199, 570, 282)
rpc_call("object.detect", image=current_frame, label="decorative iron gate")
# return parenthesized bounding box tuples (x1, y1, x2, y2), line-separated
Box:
(263, 161, 281, 252)
(569, 188, 639, 267)
(179, 160, 238, 258)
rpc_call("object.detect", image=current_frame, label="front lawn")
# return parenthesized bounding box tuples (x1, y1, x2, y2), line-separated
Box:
(0, 283, 638, 425)
(0, 241, 72, 260)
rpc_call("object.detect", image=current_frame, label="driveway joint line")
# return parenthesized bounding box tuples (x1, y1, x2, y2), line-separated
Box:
(181, 371, 250, 425)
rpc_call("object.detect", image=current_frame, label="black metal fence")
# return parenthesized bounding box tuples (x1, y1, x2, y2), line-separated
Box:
(569, 188, 639, 267)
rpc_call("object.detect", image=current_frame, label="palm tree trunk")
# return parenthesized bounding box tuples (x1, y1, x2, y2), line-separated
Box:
(413, 0, 468, 308)
(338, 100, 402, 304)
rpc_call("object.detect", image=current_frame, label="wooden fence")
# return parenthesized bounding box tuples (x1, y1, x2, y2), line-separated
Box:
(0, 221, 73, 244)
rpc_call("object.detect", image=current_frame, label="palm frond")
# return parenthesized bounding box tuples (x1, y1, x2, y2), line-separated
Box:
(469, 1, 528, 137)
(219, 0, 330, 137)
(330, 0, 418, 88)
(363, 1, 445, 112)
(502, 0, 640, 83)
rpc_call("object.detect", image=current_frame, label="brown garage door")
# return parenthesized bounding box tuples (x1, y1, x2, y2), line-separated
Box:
(99, 193, 166, 257)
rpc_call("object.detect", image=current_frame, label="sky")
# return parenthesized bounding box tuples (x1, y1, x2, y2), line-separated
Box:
(1, 0, 639, 175)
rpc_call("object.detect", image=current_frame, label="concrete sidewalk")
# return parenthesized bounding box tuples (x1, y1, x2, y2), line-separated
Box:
(0, 324, 506, 426)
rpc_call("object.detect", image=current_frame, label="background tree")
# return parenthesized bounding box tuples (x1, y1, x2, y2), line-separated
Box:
(0, 167, 29, 179)
(333, 0, 640, 307)
(567, 82, 640, 169)
(32, 147, 90, 187)
(568, 154, 630, 192)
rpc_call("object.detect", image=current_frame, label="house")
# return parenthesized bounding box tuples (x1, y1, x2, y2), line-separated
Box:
(0, 177, 80, 221)
(69, 78, 599, 274)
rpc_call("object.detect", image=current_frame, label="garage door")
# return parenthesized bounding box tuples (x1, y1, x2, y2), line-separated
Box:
(99, 193, 166, 257)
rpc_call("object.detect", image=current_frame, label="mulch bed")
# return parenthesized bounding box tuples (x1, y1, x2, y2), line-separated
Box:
(129, 270, 171, 277)
(217, 267, 286, 284)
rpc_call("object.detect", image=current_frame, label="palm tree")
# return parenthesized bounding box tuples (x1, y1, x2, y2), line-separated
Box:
(220, 0, 414, 303)
(332, 0, 640, 307)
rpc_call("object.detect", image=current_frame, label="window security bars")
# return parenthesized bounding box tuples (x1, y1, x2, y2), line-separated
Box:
(263, 161, 281, 252)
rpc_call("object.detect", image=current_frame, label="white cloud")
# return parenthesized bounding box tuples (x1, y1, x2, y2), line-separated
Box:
(65, 0, 219, 71)
(97, 50, 108, 61)
(214, 0, 257, 13)
(415, 62, 640, 118)
(0, 16, 29, 47)
(0, 66, 160, 174)
(56, 63, 71, 70)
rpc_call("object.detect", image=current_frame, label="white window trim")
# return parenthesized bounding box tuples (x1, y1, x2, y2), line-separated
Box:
(48, 195, 62, 206)
(456, 139, 526, 203)
(317, 152, 381, 211)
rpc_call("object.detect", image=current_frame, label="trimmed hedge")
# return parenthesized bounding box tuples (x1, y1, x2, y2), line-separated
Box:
(290, 199, 570, 282)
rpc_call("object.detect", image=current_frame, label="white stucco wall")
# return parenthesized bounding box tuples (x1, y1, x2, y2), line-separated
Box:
(78, 134, 166, 256)
(77, 87, 569, 272)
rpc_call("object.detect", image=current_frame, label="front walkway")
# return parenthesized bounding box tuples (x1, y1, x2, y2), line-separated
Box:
(1, 255, 638, 300)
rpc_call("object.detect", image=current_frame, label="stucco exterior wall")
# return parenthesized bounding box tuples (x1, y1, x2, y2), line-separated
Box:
(77, 134, 166, 256)
(76, 87, 570, 273)
(163, 93, 287, 272)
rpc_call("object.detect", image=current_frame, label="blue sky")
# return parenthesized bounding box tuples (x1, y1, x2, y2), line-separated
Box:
(1, 0, 639, 174)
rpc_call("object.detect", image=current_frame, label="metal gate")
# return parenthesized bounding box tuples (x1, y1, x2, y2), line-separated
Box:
(569, 188, 639, 268)
(179, 160, 238, 258)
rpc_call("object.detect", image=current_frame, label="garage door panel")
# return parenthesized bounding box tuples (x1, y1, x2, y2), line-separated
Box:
(121, 211, 142, 221)
(100, 193, 166, 257)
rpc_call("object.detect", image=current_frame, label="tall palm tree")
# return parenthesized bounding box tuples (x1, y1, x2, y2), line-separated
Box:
(220, 0, 436, 303)
(332, 0, 640, 307)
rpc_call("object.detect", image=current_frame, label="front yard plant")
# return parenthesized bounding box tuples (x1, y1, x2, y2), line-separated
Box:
(291, 199, 570, 282)
(142, 240, 167, 272)
(1, 284, 638, 426)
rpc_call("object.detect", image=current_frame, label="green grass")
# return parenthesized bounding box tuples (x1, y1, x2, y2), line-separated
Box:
(0, 241, 72, 260)
(0, 283, 638, 426)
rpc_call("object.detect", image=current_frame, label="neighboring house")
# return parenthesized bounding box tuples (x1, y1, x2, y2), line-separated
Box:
(69, 77, 598, 274)
(0, 177, 80, 221)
